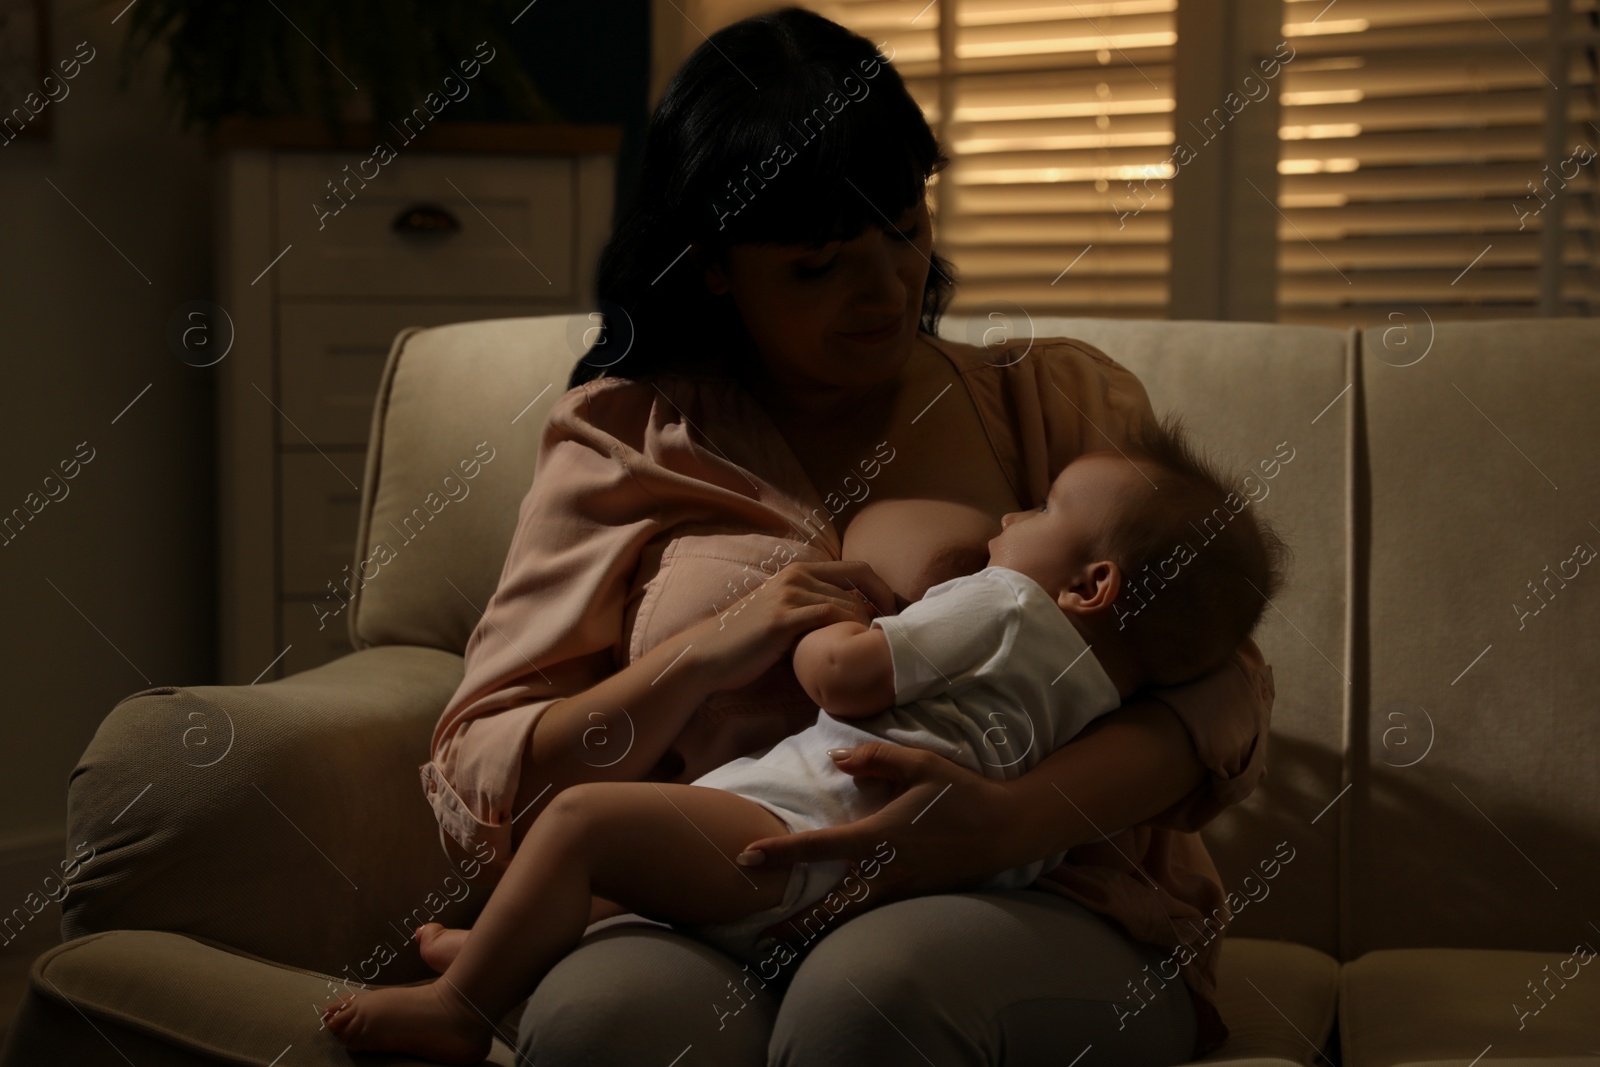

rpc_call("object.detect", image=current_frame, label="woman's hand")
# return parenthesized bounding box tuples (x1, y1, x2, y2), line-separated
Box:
(737, 741, 1020, 948)
(687, 560, 897, 693)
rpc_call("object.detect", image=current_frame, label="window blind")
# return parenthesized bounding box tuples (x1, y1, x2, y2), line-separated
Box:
(697, 1, 1180, 319)
(1275, 0, 1598, 325)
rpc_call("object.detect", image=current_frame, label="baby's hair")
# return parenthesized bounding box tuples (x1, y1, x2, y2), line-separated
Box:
(1091, 415, 1290, 686)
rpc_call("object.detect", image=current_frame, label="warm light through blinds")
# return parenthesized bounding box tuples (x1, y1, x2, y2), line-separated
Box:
(692, 0, 1595, 324)
(708, 0, 1179, 317)
(1275, 0, 1599, 324)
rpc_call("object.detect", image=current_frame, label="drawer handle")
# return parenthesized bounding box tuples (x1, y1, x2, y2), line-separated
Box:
(391, 203, 461, 234)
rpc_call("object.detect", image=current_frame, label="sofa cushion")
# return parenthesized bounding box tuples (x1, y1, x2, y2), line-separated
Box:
(1198, 937, 1341, 1064)
(1341, 947, 1600, 1067)
(1, 930, 525, 1066)
(1355, 320, 1600, 957)
(60, 645, 474, 981)
(1392, 1062, 1600, 1066)
(350, 315, 587, 654)
(940, 316, 1354, 963)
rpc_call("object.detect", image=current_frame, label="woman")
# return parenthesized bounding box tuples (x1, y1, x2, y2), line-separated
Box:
(418, 8, 1274, 1064)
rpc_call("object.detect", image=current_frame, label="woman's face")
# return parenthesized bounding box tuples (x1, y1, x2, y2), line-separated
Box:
(702, 193, 933, 396)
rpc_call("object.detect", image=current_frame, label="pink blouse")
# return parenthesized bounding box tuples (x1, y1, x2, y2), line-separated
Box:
(418, 332, 1275, 1058)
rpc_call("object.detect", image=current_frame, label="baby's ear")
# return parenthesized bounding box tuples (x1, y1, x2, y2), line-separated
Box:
(1097, 560, 1124, 604)
(1059, 560, 1122, 615)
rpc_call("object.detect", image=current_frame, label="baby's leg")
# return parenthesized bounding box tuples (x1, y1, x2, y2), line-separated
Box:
(414, 894, 627, 975)
(323, 782, 792, 1063)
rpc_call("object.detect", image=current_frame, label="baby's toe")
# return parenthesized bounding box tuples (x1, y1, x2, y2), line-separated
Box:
(322, 1000, 354, 1035)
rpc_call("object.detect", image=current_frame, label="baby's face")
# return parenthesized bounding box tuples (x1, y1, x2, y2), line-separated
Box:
(986, 452, 1145, 598)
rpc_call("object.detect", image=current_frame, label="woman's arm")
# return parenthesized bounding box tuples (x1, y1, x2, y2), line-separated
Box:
(512, 560, 898, 835)
(996, 695, 1207, 858)
(736, 694, 1208, 932)
(451, 382, 909, 861)
(525, 624, 728, 792)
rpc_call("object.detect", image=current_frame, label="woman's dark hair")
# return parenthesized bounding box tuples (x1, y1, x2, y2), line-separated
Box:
(568, 6, 956, 388)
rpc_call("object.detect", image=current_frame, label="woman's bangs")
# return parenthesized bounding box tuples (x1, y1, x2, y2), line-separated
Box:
(700, 74, 932, 249)
(572, 8, 958, 387)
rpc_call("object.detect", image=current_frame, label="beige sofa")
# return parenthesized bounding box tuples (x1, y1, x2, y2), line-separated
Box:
(5, 314, 1597, 1066)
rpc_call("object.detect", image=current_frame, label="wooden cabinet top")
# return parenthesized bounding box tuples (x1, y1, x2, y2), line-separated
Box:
(208, 116, 623, 156)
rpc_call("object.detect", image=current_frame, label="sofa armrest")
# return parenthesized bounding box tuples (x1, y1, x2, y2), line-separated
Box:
(61, 645, 481, 985)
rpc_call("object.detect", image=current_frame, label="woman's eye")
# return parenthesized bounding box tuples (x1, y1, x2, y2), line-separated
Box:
(794, 257, 837, 279)
(794, 221, 918, 277)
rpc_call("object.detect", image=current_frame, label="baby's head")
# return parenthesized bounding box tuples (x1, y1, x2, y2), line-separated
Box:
(987, 416, 1289, 689)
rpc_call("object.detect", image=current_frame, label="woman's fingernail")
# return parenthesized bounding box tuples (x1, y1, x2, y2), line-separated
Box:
(827, 748, 851, 761)
(737, 849, 765, 866)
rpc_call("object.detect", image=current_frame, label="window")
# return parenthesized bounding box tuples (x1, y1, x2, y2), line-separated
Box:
(667, 0, 1597, 324)
(924, 0, 1178, 317)
(672, 0, 1178, 319)
(1275, 0, 1599, 325)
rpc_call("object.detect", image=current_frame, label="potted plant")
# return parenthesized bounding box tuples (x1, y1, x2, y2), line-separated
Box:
(111, 0, 563, 134)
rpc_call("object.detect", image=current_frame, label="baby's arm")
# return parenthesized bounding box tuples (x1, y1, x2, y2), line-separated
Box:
(793, 621, 896, 719)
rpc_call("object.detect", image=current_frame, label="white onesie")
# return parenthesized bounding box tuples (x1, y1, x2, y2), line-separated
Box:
(679, 565, 1123, 964)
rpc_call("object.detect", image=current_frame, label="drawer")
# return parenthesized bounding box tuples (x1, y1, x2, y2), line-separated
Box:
(274, 153, 575, 299)
(280, 449, 364, 598)
(278, 300, 555, 446)
(281, 596, 357, 676)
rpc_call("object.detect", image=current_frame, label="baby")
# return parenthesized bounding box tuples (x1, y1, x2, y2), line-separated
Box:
(323, 415, 1288, 1064)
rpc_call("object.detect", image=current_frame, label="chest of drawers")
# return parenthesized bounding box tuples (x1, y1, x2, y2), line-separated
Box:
(212, 118, 620, 682)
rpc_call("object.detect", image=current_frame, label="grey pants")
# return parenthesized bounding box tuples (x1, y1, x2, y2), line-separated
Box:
(513, 888, 1198, 1065)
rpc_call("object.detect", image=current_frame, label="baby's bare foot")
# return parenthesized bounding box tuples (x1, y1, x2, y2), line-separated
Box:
(415, 922, 469, 973)
(322, 980, 491, 1065)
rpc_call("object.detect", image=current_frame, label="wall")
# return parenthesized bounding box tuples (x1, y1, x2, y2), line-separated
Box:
(0, 1, 214, 868)
(0, 0, 653, 882)
(515, 0, 650, 222)
(651, 0, 775, 109)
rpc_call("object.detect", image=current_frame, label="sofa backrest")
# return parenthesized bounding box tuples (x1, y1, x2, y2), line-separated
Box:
(349, 311, 1599, 964)
(940, 316, 1355, 961)
(1353, 319, 1600, 958)
(348, 315, 589, 654)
